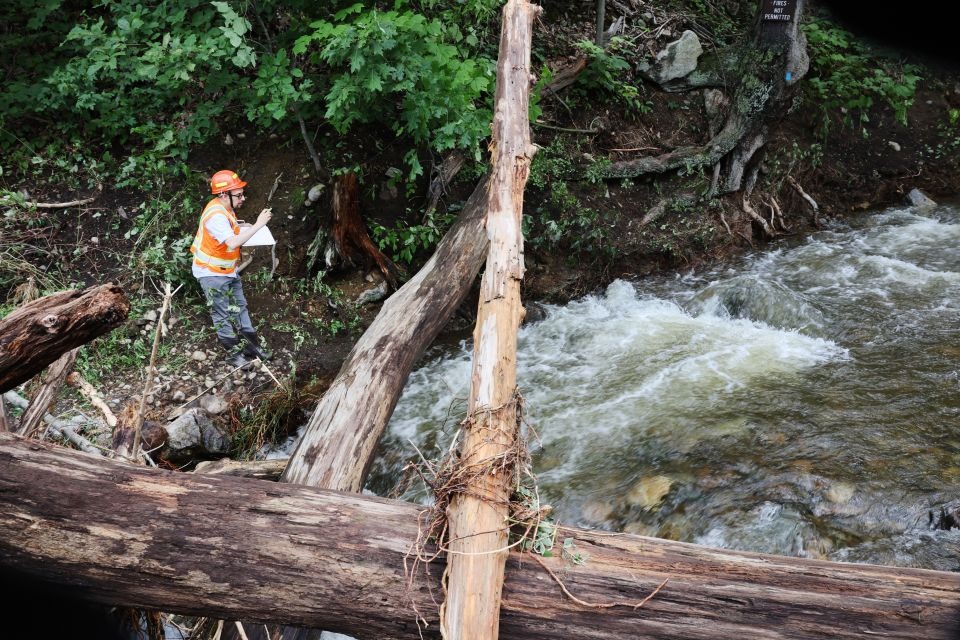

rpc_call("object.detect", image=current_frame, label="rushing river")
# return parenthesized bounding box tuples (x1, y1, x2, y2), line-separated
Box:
(367, 200, 960, 572)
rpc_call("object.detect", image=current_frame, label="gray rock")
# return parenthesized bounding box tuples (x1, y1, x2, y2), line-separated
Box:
(200, 421, 231, 454)
(907, 188, 937, 209)
(354, 281, 389, 305)
(199, 393, 229, 415)
(165, 408, 208, 451)
(164, 408, 231, 460)
(637, 30, 703, 84)
(307, 183, 326, 203)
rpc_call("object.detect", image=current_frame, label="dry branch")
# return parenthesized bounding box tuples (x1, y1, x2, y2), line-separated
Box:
(2, 185, 101, 209)
(281, 173, 492, 492)
(17, 348, 80, 438)
(66, 371, 117, 428)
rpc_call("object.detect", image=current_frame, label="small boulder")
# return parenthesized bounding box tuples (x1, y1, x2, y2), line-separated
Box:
(636, 30, 703, 84)
(907, 188, 937, 209)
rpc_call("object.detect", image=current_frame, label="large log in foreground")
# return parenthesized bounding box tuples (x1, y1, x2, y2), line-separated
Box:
(2, 434, 959, 640)
(0, 283, 129, 392)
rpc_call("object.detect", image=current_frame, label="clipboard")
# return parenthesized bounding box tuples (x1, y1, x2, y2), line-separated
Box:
(243, 225, 276, 246)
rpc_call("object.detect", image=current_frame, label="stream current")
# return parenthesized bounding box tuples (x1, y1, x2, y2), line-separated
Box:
(366, 201, 960, 571)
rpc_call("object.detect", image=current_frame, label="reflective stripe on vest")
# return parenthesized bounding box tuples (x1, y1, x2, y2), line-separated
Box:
(190, 199, 241, 274)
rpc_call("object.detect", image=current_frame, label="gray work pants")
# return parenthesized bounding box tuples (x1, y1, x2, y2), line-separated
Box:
(198, 276, 255, 342)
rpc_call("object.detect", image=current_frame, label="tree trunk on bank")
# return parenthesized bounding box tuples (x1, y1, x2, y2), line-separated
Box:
(2, 433, 959, 640)
(600, 0, 809, 196)
(281, 174, 491, 492)
(441, 1, 539, 638)
(330, 171, 399, 288)
(0, 283, 129, 392)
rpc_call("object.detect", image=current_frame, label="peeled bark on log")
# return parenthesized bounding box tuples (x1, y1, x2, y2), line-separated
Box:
(442, 1, 539, 638)
(0, 283, 130, 392)
(195, 457, 287, 480)
(281, 174, 491, 492)
(2, 433, 960, 640)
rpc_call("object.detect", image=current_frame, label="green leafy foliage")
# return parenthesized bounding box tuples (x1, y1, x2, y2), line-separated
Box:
(293, 4, 495, 180)
(802, 15, 921, 137)
(371, 210, 455, 265)
(525, 138, 614, 256)
(39, 1, 257, 160)
(573, 37, 652, 117)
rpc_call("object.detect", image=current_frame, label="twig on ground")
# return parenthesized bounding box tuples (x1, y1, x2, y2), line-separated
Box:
(1, 184, 102, 209)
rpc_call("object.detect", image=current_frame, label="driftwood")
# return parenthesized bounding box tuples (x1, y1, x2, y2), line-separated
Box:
(195, 457, 287, 480)
(442, 2, 539, 638)
(0, 283, 130, 392)
(66, 371, 118, 428)
(2, 433, 959, 640)
(281, 173, 491, 492)
(1, 185, 101, 209)
(16, 348, 80, 438)
(3, 390, 103, 455)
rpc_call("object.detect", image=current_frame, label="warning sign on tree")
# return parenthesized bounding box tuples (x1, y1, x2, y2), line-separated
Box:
(761, 0, 796, 22)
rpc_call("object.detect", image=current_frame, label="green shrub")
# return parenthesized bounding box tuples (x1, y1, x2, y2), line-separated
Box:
(802, 15, 921, 137)
(293, 4, 495, 181)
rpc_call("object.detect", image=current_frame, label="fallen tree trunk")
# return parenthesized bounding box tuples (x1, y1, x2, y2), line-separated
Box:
(281, 174, 491, 492)
(2, 433, 959, 640)
(0, 283, 130, 392)
(442, 1, 539, 637)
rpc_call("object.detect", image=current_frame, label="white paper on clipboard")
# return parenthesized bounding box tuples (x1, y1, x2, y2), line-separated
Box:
(243, 225, 276, 246)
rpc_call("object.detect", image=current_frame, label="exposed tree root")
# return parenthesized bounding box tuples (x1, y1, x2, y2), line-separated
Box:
(531, 554, 669, 610)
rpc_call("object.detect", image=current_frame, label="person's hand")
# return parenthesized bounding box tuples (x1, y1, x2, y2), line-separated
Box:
(256, 208, 272, 226)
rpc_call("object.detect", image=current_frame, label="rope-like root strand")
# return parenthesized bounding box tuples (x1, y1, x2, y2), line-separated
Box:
(532, 554, 670, 610)
(402, 390, 670, 624)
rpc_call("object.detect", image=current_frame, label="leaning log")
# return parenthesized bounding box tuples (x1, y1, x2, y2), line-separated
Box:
(281, 174, 491, 492)
(1, 433, 959, 640)
(442, 1, 539, 638)
(0, 283, 129, 392)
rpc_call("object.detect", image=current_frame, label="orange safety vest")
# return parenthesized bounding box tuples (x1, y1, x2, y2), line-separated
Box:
(190, 198, 241, 274)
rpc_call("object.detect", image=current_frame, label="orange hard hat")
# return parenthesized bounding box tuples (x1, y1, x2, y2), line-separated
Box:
(210, 170, 247, 194)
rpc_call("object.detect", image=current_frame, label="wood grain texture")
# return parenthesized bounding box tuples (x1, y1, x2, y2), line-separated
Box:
(0, 284, 129, 392)
(2, 433, 958, 640)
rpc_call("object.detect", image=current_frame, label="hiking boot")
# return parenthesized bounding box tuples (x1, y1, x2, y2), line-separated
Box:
(218, 336, 252, 368)
(240, 330, 272, 361)
(226, 350, 252, 368)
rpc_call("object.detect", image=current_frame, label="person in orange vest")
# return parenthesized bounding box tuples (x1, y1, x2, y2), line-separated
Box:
(190, 169, 273, 367)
